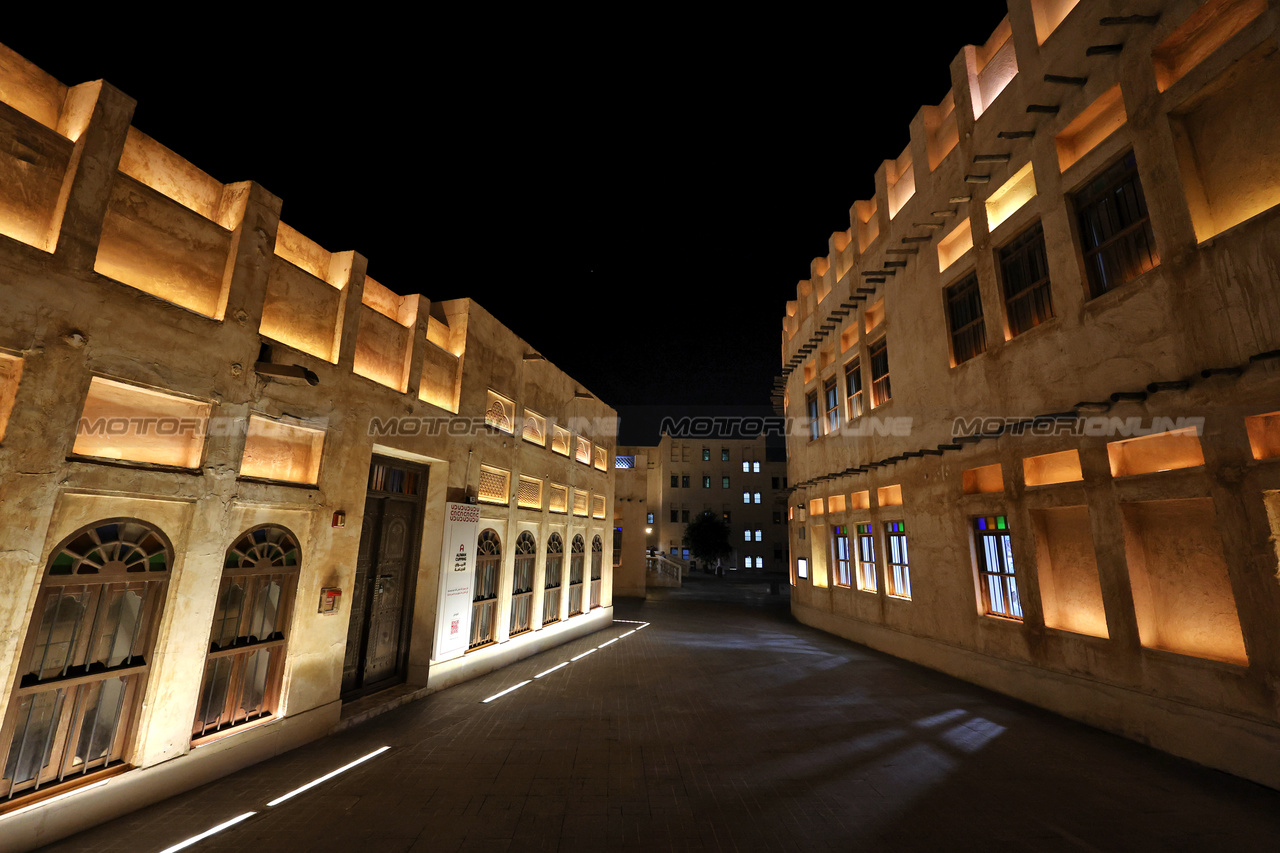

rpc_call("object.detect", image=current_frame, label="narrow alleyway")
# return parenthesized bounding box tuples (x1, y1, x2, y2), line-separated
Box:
(41, 577, 1280, 852)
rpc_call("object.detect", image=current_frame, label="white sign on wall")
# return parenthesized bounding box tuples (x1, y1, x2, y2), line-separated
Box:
(433, 501, 480, 660)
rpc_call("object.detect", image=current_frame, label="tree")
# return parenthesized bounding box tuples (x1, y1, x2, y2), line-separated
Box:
(682, 510, 732, 570)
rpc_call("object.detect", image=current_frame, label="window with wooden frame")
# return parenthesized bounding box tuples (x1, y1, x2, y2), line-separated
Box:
(998, 221, 1054, 337)
(193, 525, 300, 742)
(551, 425, 572, 456)
(945, 272, 987, 365)
(869, 339, 891, 406)
(806, 392, 820, 441)
(975, 515, 1022, 619)
(844, 359, 863, 419)
(856, 522, 878, 592)
(885, 520, 911, 600)
(568, 535, 586, 616)
(542, 533, 564, 625)
(824, 376, 840, 434)
(509, 532, 536, 637)
(485, 390, 514, 433)
(590, 535, 603, 608)
(469, 530, 501, 649)
(1, 519, 172, 804)
(1072, 151, 1159, 298)
(522, 410, 546, 446)
(832, 525, 852, 587)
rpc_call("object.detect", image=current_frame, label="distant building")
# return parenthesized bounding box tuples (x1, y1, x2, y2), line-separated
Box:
(780, 0, 1280, 790)
(0, 43, 615, 849)
(614, 433, 788, 592)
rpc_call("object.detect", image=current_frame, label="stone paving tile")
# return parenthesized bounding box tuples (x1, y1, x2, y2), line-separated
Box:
(34, 577, 1280, 852)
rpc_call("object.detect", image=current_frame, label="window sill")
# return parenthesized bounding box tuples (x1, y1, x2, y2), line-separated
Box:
(68, 455, 203, 476)
(0, 762, 129, 817)
(191, 713, 281, 749)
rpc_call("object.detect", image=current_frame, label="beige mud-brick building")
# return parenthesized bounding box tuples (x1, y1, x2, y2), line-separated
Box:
(780, 0, 1280, 789)
(0, 42, 616, 850)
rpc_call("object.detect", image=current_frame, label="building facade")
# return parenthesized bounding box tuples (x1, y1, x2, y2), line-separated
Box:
(0, 44, 615, 849)
(614, 434, 788, 589)
(781, 0, 1280, 788)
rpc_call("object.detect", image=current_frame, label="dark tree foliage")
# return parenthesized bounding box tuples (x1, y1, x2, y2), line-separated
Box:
(682, 511, 732, 565)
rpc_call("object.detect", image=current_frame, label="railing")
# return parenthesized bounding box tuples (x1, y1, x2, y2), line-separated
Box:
(589, 579, 601, 609)
(645, 554, 684, 588)
(542, 587, 561, 625)
(469, 598, 497, 649)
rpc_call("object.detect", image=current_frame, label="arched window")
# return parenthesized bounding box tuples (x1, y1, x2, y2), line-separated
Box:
(590, 535, 603, 609)
(470, 529, 501, 649)
(192, 525, 300, 741)
(510, 532, 537, 637)
(568, 534, 586, 616)
(1, 519, 171, 801)
(542, 533, 563, 626)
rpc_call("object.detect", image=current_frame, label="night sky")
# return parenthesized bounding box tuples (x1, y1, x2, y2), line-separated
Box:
(10, 12, 1008, 443)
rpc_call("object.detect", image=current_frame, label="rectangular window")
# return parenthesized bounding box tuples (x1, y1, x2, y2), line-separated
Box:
(742, 461, 750, 473)
(752, 461, 761, 473)
(721, 448, 730, 461)
(754, 529, 762, 542)
(975, 516, 1022, 619)
(744, 556, 754, 569)
(744, 529, 752, 542)
(844, 356, 865, 417)
(771, 477, 779, 489)
(807, 391, 820, 440)
(670, 509, 679, 523)
(1073, 151, 1158, 298)
(671, 474, 679, 488)
(833, 525, 852, 586)
(753, 492, 762, 504)
(886, 520, 911, 599)
(743, 492, 751, 504)
(646, 512, 655, 524)
(824, 376, 840, 433)
(723, 511, 731, 523)
(797, 558, 809, 579)
(681, 509, 690, 523)
(681, 475, 690, 488)
(773, 511, 782, 524)
(999, 221, 1054, 336)
(722, 476, 730, 488)
(703, 475, 711, 488)
(946, 272, 987, 364)
(869, 340, 891, 406)
(856, 523, 878, 592)
(702, 447, 711, 461)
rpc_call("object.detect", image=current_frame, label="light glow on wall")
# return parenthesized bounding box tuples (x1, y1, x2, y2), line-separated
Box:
(1023, 450, 1083, 486)
(1056, 85, 1126, 173)
(239, 415, 325, 484)
(72, 377, 211, 468)
(985, 163, 1037, 232)
(0, 351, 23, 443)
(938, 218, 973, 272)
(1107, 428, 1204, 477)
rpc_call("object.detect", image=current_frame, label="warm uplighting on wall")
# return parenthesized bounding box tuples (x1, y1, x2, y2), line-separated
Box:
(925, 90, 959, 171)
(887, 148, 916, 220)
(1153, 0, 1266, 92)
(877, 484, 903, 507)
(985, 163, 1037, 232)
(239, 415, 325, 485)
(966, 18, 1018, 119)
(72, 377, 210, 469)
(1106, 428, 1204, 477)
(808, 498, 825, 516)
(938, 218, 973, 272)
(961, 463, 1004, 495)
(1031, 505, 1108, 638)
(850, 490, 870, 510)
(827, 494, 847, 514)
(855, 198, 879, 252)
(863, 299, 885, 335)
(1031, 0, 1081, 44)
(1055, 85, 1126, 173)
(354, 277, 417, 392)
(1023, 449, 1083, 486)
(0, 351, 23, 443)
(1245, 411, 1280, 460)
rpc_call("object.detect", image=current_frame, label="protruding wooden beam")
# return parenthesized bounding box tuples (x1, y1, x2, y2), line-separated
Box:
(1026, 104, 1060, 114)
(973, 153, 1011, 163)
(1044, 73, 1088, 85)
(1086, 44, 1124, 55)
(997, 130, 1035, 139)
(1100, 14, 1158, 25)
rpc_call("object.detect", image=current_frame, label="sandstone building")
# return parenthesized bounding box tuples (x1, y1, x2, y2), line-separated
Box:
(0, 43, 615, 848)
(780, 0, 1280, 788)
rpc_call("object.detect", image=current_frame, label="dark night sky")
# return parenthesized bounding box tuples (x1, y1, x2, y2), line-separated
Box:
(9, 13, 1008, 443)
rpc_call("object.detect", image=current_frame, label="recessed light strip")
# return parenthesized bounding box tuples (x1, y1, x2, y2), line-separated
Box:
(535, 662, 569, 678)
(267, 746, 392, 807)
(482, 680, 533, 704)
(157, 812, 257, 853)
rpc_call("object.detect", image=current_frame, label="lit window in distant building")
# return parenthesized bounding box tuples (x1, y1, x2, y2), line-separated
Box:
(797, 558, 808, 579)
(702, 447, 710, 461)
(754, 529, 762, 541)
(722, 476, 730, 488)
(753, 461, 761, 473)
(703, 475, 711, 488)
(681, 475, 690, 488)
(742, 461, 750, 473)
(743, 492, 750, 504)
(753, 492, 762, 504)
(646, 512, 654, 524)
(744, 530, 752, 542)
(721, 448, 730, 461)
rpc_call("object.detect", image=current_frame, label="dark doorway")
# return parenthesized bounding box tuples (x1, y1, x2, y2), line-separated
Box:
(342, 456, 427, 699)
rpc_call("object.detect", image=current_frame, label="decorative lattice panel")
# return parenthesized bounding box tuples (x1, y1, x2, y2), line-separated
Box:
(485, 391, 513, 433)
(573, 490, 589, 516)
(549, 483, 569, 513)
(594, 446, 607, 470)
(522, 412, 545, 445)
(576, 437, 591, 464)
(592, 494, 606, 519)
(517, 476, 543, 509)
(477, 465, 510, 504)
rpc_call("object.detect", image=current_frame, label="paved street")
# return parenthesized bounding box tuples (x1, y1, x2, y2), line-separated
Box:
(40, 577, 1280, 852)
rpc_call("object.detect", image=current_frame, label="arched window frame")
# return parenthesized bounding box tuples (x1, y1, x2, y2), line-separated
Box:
(542, 533, 564, 626)
(509, 532, 537, 637)
(191, 524, 301, 742)
(568, 534, 586, 616)
(470, 529, 501, 649)
(1, 518, 172, 803)
(590, 535, 604, 609)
